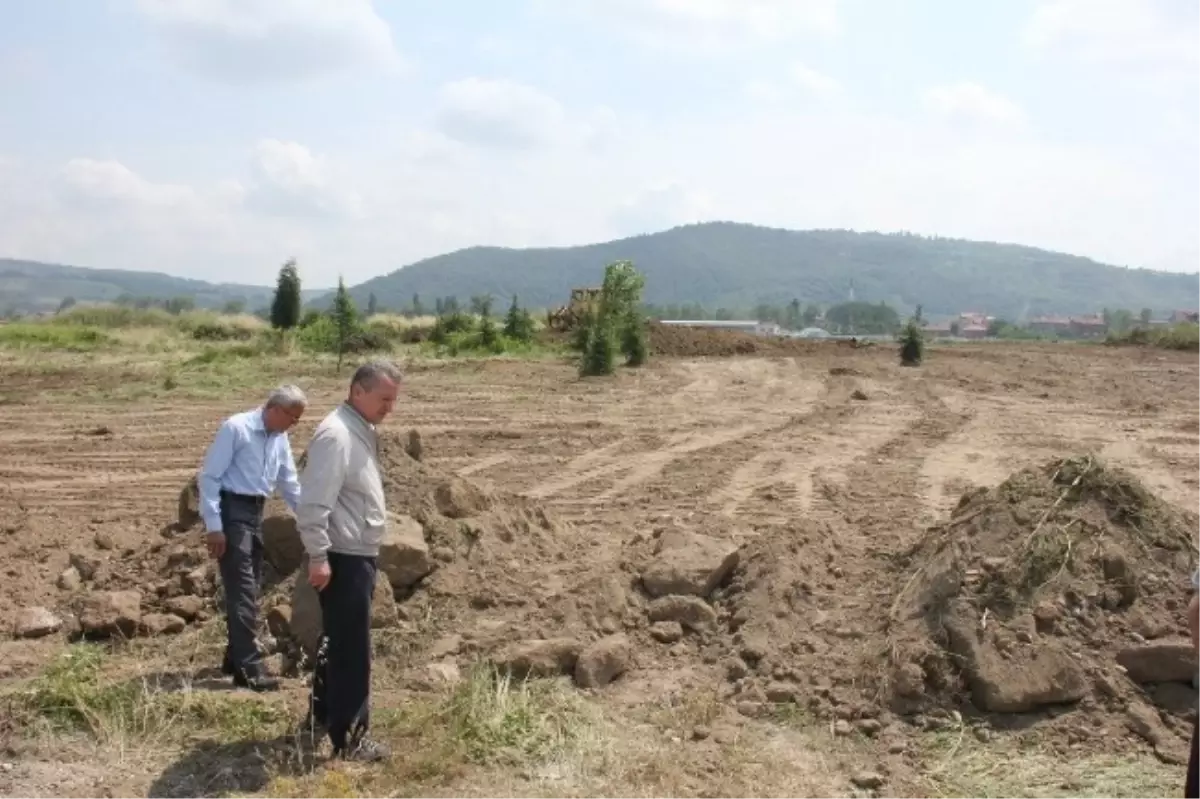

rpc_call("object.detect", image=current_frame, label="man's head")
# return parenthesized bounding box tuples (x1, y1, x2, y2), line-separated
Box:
(263, 384, 307, 433)
(348, 360, 403, 424)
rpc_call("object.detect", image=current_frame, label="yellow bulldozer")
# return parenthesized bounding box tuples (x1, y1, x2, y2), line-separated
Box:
(547, 287, 602, 332)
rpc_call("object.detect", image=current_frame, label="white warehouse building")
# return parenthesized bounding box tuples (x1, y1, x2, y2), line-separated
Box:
(658, 319, 783, 337)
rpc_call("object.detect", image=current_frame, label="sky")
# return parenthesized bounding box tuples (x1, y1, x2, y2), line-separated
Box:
(0, 0, 1196, 289)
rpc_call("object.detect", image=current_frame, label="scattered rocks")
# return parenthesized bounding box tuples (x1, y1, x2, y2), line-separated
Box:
(261, 515, 304, 575)
(646, 595, 717, 632)
(180, 565, 212, 596)
(379, 514, 433, 591)
(76, 590, 142, 639)
(649, 621, 684, 644)
(433, 478, 490, 519)
(57, 566, 82, 591)
(493, 638, 581, 679)
(855, 718, 882, 736)
(574, 634, 631, 688)
(640, 531, 739, 598)
(833, 719, 854, 736)
(1116, 640, 1198, 684)
(851, 771, 885, 790)
(892, 662, 925, 698)
(69, 552, 102, 581)
(944, 602, 1086, 713)
(13, 606, 61, 639)
(93, 531, 115, 551)
(141, 613, 185, 636)
(164, 595, 204, 621)
(765, 682, 800, 704)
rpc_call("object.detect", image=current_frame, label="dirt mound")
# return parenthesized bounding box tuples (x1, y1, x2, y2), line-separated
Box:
(647, 323, 867, 358)
(886, 455, 1198, 757)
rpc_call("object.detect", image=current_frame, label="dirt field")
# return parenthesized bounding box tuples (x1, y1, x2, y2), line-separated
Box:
(0, 339, 1197, 797)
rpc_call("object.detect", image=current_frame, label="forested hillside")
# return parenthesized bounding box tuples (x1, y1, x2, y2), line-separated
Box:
(337, 223, 1196, 319)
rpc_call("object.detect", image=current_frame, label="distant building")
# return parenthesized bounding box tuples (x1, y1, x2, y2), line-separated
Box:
(1027, 314, 1107, 338)
(1171, 310, 1199, 324)
(659, 319, 783, 337)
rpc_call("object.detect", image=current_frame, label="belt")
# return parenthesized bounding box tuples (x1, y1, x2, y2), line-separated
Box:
(219, 489, 267, 507)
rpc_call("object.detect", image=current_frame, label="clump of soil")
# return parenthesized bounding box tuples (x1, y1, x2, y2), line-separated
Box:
(886, 455, 1197, 756)
(647, 323, 850, 358)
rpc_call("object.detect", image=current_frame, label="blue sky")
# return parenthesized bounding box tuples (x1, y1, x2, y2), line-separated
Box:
(1, 0, 1196, 288)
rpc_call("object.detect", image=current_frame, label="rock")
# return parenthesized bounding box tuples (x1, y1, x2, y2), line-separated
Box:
(575, 634, 631, 688)
(433, 478, 490, 519)
(647, 595, 717, 632)
(164, 595, 204, 621)
(851, 772, 885, 790)
(944, 601, 1086, 712)
(1033, 601, 1060, 633)
(725, 658, 749, 681)
(1126, 702, 1169, 747)
(640, 531, 739, 598)
(371, 572, 398, 628)
(765, 682, 800, 703)
(893, 662, 925, 698)
(181, 565, 212, 596)
(850, 389, 869, 401)
(76, 590, 142, 639)
(93, 531, 115, 550)
(1116, 640, 1198, 684)
(856, 718, 882, 736)
(57, 566, 82, 591)
(691, 726, 711, 741)
(432, 546, 455, 563)
(261, 515, 305, 575)
(886, 740, 907, 754)
(378, 515, 433, 591)
(13, 606, 61, 639)
(739, 635, 769, 664)
(736, 701, 763, 718)
(429, 634, 463, 660)
(69, 552, 102, 581)
(141, 613, 185, 636)
(650, 621, 684, 644)
(289, 577, 323, 657)
(425, 660, 461, 686)
(405, 429, 423, 461)
(833, 719, 854, 736)
(493, 638, 581, 679)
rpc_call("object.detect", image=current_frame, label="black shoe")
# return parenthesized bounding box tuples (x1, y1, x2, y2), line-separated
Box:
(233, 670, 280, 693)
(220, 653, 234, 676)
(334, 737, 390, 762)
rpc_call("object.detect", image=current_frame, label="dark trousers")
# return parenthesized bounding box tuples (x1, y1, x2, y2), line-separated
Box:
(1187, 716, 1198, 799)
(309, 552, 377, 751)
(218, 491, 266, 677)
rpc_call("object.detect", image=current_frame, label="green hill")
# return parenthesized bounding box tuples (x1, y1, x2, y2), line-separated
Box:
(334, 223, 1197, 319)
(0, 259, 324, 315)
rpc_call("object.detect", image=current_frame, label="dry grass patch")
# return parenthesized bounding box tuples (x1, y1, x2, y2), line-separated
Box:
(910, 726, 1180, 798)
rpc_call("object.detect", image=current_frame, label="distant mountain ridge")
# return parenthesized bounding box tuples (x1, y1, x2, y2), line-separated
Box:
(0, 258, 324, 315)
(4, 222, 1196, 319)
(333, 223, 1197, 319)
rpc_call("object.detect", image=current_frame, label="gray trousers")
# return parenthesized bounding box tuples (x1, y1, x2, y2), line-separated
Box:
(218, 491, 266, 677)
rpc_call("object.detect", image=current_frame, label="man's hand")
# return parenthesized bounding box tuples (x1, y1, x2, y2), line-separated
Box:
(309, 560, 332, 591)
(206, 531, 226, 559)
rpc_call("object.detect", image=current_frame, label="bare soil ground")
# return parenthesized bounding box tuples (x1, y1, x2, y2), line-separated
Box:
(0, 338, 1197, 797)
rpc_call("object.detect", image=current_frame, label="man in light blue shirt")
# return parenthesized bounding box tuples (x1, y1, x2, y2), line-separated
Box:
(199, 384, 306, 692)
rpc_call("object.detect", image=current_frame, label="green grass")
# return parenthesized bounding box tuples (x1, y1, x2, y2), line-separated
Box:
(0, 322, 115, 351)
(5, 644, 290, 747)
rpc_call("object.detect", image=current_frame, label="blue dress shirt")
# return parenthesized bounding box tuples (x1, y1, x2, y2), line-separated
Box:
(199, 407, 301, 533)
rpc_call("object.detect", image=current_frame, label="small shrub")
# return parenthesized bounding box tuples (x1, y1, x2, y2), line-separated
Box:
(899, 318, 924, 366)
(620, 314, 648, 367)
(580, 322, 616, 377)
(1106, 323, 1198, 352)
(503, 297, 536, 344)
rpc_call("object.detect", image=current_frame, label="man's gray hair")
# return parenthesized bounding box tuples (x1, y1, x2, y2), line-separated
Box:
(351, 359, 404, 391)
(266, 384, 307, 409)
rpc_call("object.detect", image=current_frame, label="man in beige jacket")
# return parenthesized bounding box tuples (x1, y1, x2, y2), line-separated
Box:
(297, 360, 402, 762)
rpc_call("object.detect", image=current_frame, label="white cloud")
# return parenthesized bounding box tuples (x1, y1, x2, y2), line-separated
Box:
(245, 139, 361, 219)
(922, 82, 1027, 128)
(1023, 0, 1198, 75)
(433, 78, 568, 151)
(559, 0, 841, 52)
(790, 63, 842, 97)
(58, 159, 199, 209)
(136, 0, 404, 83)
(610, 182, 715, 236)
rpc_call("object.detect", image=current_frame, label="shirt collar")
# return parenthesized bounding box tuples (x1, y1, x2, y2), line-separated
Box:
(248, 406, 268, 432)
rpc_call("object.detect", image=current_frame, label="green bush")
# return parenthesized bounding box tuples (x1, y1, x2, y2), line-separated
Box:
(1106, 323, 1198, 351)
(55, 306, 175, 328)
